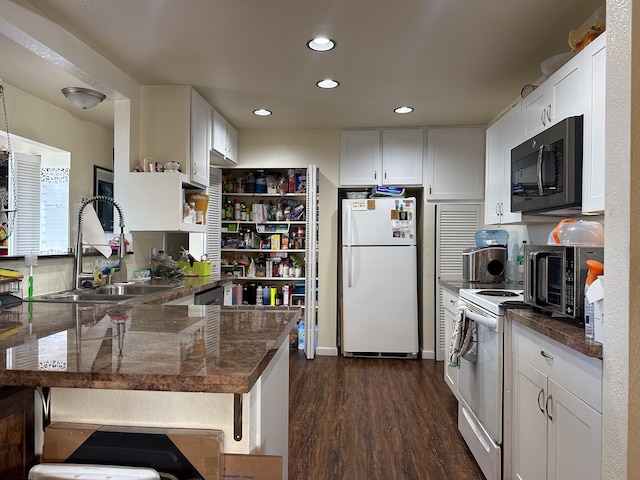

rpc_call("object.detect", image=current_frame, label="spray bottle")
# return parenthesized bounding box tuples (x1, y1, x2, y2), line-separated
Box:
(584, 260, 604, 339)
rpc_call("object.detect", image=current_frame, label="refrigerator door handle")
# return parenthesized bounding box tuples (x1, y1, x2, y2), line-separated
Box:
(347, 246, 353, 288)
(346, 203, 353, 246)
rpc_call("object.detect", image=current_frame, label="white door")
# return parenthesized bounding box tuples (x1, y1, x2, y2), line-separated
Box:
(341, 245, 418, 355)
(435, 204, 480, 360)
(512, 355, 547, 480)
(457, 312, 503, 443)
(547, 379, 602, 480)
(342, 197, 416, 246)
(339, 130, 381, 186)
(382, 128, 424, 185)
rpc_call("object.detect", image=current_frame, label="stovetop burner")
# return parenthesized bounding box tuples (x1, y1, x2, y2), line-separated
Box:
(458, 288, 525, 315)
(476, 290, 520, 297)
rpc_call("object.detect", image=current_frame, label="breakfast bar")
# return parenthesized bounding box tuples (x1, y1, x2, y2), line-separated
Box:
(0, 302, 298, 477)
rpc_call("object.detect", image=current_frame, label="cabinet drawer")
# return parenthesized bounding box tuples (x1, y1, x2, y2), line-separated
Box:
(442, 288, 459, 315)
(512, 322, 602, 412)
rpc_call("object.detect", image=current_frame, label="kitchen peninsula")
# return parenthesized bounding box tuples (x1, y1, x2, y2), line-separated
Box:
(0, 299, 298, 478)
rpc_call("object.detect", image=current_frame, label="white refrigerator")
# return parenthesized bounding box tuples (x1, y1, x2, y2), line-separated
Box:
(341, 197, 419, 357)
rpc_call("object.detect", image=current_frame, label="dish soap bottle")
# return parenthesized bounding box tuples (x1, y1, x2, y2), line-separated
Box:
(584, 260, 604, 339)
(516, 241, 527, 284)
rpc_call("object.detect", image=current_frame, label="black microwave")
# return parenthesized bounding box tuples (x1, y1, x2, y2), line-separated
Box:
(511, 116, 583, 214)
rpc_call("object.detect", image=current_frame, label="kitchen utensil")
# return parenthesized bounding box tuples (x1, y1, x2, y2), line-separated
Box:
(24, 251, 37, 299)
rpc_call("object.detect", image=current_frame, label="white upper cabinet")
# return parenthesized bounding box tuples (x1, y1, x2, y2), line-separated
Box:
(339, 129, 423, 186)
(521, 55, 586, 138)
(120, 85, 209, 232)
(381, 129, 424, 185)
(138, 85, 210, 188)
(485, 104, 522, 225)
(211, 109, 239, 165)
(425, 127, 484, 200)
(581, 33, 606, 213)
(190, 89, 211, 187)
(339, 130, 382, 185)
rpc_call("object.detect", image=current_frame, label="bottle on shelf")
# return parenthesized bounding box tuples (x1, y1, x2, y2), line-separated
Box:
(516, 240, 527, 284)
(256, 285, 263, 305)
(584, 260, 604, 339)
(234, 199, 241, 220)
(246, 172, 256, 193)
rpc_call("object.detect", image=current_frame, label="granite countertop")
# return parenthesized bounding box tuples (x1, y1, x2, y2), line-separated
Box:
(441, 280, 602, 359)
(0, 302, 299, 394)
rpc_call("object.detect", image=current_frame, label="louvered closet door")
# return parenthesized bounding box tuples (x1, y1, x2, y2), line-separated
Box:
(207, 167, 222, 281)
(435, 204, 480, 360)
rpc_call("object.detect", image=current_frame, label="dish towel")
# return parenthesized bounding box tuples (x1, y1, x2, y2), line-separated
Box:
(448, 301, 477, 367)
(81, 204, 112, 258)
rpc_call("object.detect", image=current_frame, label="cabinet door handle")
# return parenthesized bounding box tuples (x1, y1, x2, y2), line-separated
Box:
(384, 170, 387, 180)
(546, 394, 553, 421)
(546, 104, 552, 122)
(540, 350, 553, 360)
(541, 108, 546, 126)
(192, 161, 198, 174)
(537, 388, 545, 415)
(495, 203, 500, 216)
(429, 185, 432, 195)
(374, 170, 377, 180)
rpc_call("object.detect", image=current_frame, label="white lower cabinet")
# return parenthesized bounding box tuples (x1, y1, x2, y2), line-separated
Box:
(441, 287, 459, 398)
(511, 323, 602, 480)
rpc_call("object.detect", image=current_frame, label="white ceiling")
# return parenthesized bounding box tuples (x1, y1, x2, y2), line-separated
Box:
(0, 0, 605, 131)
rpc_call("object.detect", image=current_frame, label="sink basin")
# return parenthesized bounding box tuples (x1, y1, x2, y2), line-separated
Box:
(30, 283, 181, 304)
(93, 284, 179, 296)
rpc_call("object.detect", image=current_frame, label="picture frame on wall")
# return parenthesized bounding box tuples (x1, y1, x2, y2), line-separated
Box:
(93, 166, 114, 232)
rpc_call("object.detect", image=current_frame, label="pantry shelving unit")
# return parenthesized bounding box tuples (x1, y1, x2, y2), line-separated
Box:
(218, 166, 319, 358)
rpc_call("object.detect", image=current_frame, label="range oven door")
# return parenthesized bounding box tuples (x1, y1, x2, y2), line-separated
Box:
(456, 304, 503, 480)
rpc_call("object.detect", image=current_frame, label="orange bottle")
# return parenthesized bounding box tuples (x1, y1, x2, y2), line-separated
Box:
(584, 260, 604, 339)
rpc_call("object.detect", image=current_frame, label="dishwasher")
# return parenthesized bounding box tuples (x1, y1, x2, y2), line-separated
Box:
(194, 286, 224, 305)
(163, 286, 224, 306)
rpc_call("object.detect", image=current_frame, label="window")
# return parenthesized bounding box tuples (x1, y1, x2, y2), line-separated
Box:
(11, 152, 70, 255)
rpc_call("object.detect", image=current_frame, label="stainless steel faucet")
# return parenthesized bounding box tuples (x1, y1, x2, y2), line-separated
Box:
(74, 195, 126, 289)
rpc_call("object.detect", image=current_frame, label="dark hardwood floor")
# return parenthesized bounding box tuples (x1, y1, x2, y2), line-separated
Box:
(288, 351, 484, 480)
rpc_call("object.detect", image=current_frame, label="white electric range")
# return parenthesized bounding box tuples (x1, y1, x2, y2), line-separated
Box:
(456, 288, 524, 480)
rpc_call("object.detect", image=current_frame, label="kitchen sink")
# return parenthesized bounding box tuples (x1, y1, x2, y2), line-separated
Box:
(29, 283, 182, 304)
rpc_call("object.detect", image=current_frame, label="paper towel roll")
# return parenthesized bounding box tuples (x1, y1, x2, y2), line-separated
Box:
(82, 204, 112, 258)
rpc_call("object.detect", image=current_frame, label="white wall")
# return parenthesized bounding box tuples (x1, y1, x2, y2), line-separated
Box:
(1, 82, 114, 295)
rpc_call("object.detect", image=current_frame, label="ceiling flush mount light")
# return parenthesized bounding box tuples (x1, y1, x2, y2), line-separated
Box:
(61, 87, 106, 109)
(307, 36, 335, 52)
(253, 108, 272, 116)
(316, 79, 339, 89)
(394, 106, 414, 114)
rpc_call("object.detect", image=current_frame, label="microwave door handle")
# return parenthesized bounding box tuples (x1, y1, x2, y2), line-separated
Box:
(527, 252, 538, 301)
(540, 256, 549, 303)
(537, 145, 553, 195)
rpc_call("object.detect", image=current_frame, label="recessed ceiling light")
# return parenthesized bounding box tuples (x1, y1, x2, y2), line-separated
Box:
(394, 106, 414, 114)
(307, 37, 335, 52)
(253, 108, 272, 116)
(316, 79, 339, 89)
